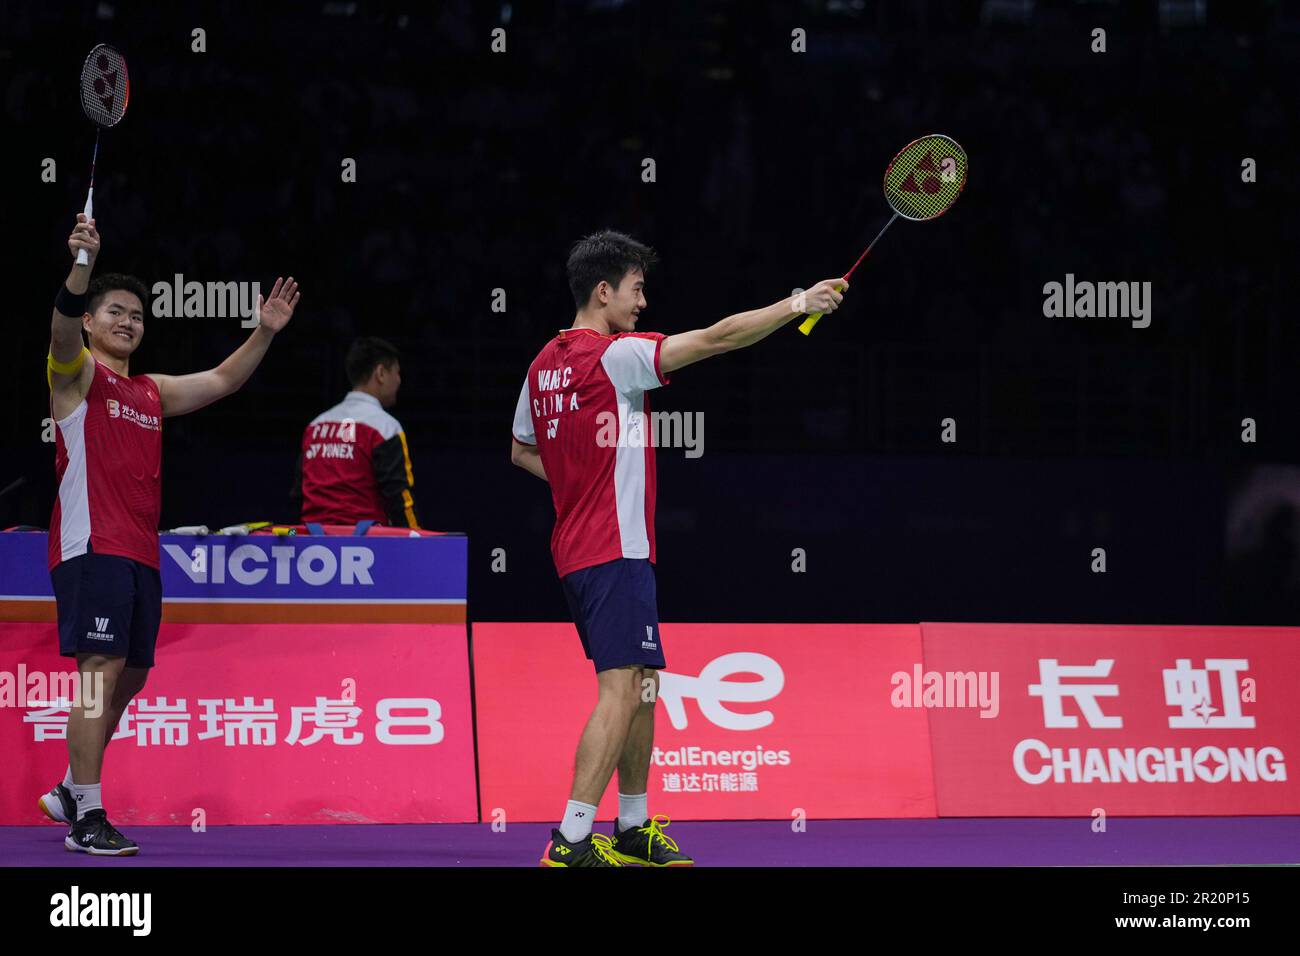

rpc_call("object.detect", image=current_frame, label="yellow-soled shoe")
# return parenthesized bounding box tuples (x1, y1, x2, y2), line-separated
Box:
(540, 830, 623, 867)
(610, 814, 693, 866)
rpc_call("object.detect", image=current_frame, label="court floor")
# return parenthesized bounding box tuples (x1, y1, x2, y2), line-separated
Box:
(3, 816, 1297, 866)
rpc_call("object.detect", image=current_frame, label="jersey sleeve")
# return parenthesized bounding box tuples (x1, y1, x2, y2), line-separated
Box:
(600, 333, 670, 395)
(373, 430, 420, 528)
(512, 380, 536, 444)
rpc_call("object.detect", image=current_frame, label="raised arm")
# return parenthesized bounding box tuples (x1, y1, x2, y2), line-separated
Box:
(148, 277, 300, 417)
(48, 215, 100, 416)
(658, 277, 846, 375)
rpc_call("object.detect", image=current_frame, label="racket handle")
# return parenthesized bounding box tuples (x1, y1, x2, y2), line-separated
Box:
(797, 282, 845, 336)
(75, 189, 94, 266)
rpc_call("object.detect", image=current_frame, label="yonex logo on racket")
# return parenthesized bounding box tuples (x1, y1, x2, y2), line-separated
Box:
(896, 150, 957, 195)
(92, 56, 122, 111)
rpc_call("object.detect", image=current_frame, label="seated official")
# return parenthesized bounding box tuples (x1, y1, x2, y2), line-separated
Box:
(292, 337, 419, 528)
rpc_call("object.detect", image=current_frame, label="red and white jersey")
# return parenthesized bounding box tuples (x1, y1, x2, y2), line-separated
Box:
(513, 328, 670, 577)
(299, 391, 419, 528)
(49, 356, 163, 571)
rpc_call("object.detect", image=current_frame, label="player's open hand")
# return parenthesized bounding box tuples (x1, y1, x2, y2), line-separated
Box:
(255, 276, 301, 332)
(797, 278, 848, 315)
(69, 214, 100, 268)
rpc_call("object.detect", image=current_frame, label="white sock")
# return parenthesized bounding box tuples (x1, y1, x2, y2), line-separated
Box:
(559, 799, 598, 843)
(618, 792, 648, 831)
(69, 783, 102, 820)
(62, 766, 74, 789)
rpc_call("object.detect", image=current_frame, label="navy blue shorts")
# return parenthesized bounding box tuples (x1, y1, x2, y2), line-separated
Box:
(561, 558, 665, 673)
(51, 552, 162, 669)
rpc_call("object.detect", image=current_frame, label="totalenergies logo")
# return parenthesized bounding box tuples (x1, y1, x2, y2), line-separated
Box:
(658, 652, 784, 731)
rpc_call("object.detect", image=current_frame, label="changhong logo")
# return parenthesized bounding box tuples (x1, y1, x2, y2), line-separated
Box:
(151, 273, 262, 327)
(1013, 657, 1284, 784)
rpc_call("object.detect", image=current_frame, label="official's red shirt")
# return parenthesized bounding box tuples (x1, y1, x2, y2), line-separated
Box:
(512, 328, 669, 577)
(49, 355, 163, 570)
(299, 391, 419, 527)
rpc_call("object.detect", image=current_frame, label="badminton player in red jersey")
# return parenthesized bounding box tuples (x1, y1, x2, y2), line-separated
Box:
(37, 214, 300, 855)
(512, 230, 845, 866)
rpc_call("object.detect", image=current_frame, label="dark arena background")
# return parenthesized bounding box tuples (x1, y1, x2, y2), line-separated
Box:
(1, 0, 1297, 940)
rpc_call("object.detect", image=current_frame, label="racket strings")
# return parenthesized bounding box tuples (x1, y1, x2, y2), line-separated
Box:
(883, 134, 968, 221)
(80, 46, 129, 128)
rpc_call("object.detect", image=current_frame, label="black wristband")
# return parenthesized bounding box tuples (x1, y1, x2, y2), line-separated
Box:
(54, 285, 87, 318)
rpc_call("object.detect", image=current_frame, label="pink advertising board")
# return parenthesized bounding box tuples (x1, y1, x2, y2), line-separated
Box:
(1, 622, 477, 825)
(472, 622, 936, 821)
(923, 623, 1300, 816)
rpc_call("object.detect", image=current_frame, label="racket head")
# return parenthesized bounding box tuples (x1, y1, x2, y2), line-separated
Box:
(80, 44, 130, 129)
(882, 133, 967, 222)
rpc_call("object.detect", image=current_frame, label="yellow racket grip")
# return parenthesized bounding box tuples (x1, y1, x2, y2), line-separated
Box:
(797, 283, 845, 336)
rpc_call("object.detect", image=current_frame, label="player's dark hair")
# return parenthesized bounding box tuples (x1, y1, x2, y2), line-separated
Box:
(346, 337, 401, 387)
(566, 230, 658, 310)
(87, 274, 149, 315)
